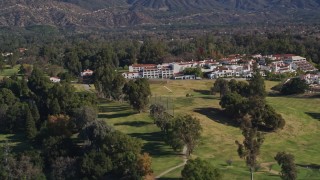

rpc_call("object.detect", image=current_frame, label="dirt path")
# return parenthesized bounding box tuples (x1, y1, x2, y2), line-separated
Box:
(259, 162, 279, 175)
(163, 86, 173, 93)
(155, 150, 279, 179)
(155, 146, 188, 179)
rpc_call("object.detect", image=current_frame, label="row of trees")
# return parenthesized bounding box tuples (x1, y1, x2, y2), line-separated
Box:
(94, 65, 152, 113)
(149, 104, 224, 179)
(150, 104, 202, 156)
(2, 29, 320, 79)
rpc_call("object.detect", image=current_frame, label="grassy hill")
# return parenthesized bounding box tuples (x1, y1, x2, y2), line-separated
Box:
(98, 80, 320, 179)
(1, 78, 319, 179)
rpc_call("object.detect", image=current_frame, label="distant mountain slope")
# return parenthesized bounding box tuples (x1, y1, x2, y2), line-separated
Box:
(58, 0, 128, 10)
(0, 0, 152, 28)
(0, 0, 320, 29)
(128, 0, 320, 11)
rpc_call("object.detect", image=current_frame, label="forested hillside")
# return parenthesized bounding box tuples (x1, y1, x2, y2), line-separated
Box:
(1, 0, 320, 29)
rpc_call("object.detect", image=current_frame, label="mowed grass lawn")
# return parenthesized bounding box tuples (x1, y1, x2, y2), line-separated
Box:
(72, 83, 96, 92)
(98, 101, 183, 176)
(99, 80, 320, 179)
(0, 65, 20, 79)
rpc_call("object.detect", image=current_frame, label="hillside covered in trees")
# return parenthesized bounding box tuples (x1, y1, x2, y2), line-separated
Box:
(1, 0, 320, 29)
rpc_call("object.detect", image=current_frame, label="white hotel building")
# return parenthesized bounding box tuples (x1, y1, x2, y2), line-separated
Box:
(123, 63, 178, 79)
(122, 61, 216, 79)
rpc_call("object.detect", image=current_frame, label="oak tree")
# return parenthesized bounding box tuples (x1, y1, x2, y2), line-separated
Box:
(182, 158, 221, 180)
(123, 78, 151, 113)
(275, 152, 297, 180)
(170, 115, 202, 156)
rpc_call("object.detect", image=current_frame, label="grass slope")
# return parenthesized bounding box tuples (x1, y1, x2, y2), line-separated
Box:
(98, 101, 183, 176)
(99, 80, 320, 179)
(1, 79, 318, 179)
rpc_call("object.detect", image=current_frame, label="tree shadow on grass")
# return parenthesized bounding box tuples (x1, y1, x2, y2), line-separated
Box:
(267, 92, 282, 97)
(193, 89, 211, 95)
(98, 105, 131, 113)
(268, 174, 280, 177)
(130, 132, 178, 157)
(0, 134, 32, 153)
(198, 96, 217, 100)
(305, 112, 320, 121)
(98, 112, 136, 119)
(159, 178, 180, 180)
(194, 107, 239, 128)
(114, 121, 152, 127)
(278, 93, 320, 99)
(297, 163, 320, 170)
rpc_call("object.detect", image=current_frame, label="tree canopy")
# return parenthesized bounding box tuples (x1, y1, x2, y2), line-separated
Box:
(218, 78, 285, 131)
(123, 78, 151, 112)
(275, 152, 297, 180)
(280, 78, 309, 95)
(181, 158, 221, 180)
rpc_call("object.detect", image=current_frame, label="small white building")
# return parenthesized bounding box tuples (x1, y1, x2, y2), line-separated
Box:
(174, 75, 196, 80)
(81, 69, 94, 77)
(271, 62, 294, 73)
(50, 77, 61, 83)
(122, 72, 141, 79)
(300, 73, 320, 84)
(1, 52, 13, 57)
(284, 56, 307, 64)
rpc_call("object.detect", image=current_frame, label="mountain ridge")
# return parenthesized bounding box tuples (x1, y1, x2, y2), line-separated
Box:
(1, 0, 320, 29)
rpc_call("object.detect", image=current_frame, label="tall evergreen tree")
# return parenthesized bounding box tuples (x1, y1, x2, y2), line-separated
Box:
(64, 50, 82, 76)
(25, 108, 37, 140)
(211, 78, 229, 98)
(123, 78, 151, 112)
(111, 74, 126, 101)
(235, 114, 264, 180)
(0, 55, 4, 72)
(94, 64, 116, 99)
(138, 39, 166, 64)
(49, 98, 61, 115)
(29, 103, 40, 127)
(27, 68, 51, 119)
(248, 64, 266, 97)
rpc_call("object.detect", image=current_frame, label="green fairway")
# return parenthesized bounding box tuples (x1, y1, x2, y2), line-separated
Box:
(72, 83, 96, 92)
(98, 102, 183, 176)
(98, 79, 320, 179)
(0, 65, 20, 79)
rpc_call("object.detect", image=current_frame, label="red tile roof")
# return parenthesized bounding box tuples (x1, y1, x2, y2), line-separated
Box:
(132, 64, 156, 67)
